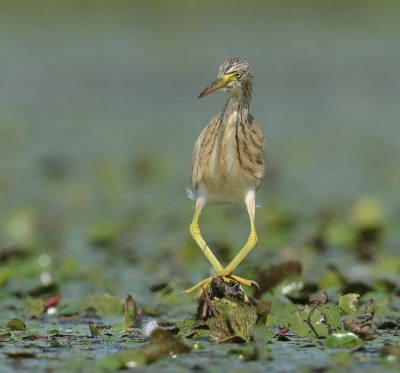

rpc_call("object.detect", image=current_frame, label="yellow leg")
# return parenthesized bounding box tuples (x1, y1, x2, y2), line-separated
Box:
(181, 209, 224, 297)
(189, 210, 224, 272)
(182, 212, 259, 298)
(224, 218, 258, 274)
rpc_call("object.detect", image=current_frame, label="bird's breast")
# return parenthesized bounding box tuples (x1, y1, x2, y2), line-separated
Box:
(201, 110, 257, 204)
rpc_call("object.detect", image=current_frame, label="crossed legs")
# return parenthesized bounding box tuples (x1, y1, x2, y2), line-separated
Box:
(182, 191, 259, 298)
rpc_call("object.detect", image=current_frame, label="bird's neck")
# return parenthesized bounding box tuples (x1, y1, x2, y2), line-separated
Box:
(213, 84, 252, 172)
(221, 83, 252, 123)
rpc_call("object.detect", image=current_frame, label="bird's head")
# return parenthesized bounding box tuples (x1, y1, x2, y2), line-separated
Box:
(198, 57, 252, 98)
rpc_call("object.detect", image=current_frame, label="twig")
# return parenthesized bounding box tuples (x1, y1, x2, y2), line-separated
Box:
(202, 286, 219, 318)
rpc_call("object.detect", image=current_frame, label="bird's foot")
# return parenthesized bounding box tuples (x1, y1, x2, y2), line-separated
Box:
(180, 270, 259, 299)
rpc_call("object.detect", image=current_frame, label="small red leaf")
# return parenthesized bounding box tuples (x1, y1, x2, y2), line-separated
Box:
(44, 296, 61, 308)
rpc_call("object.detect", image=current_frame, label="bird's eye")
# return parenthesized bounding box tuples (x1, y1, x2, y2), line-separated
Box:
(235, 72, 242, 78)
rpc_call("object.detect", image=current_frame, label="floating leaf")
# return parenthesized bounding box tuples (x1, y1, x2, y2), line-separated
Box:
(339, 293, 359, 314)
(280, 304, 341, 337)
(7, 318, 27, 331)
(324, 331, 364, 348)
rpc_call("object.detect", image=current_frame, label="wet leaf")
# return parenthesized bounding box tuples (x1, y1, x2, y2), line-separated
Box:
(339, 293, 359, 314)
(323, 331, 364, 348)
(7, 318, 27, 331)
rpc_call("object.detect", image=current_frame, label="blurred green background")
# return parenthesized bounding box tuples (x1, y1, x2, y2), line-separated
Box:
(0, 0, 399, 301)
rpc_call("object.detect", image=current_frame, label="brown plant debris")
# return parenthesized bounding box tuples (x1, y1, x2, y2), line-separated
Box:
(253, 260, 302, 298)
(307, 291, 329, 308)
(196, 278, 245, 321)
(183, 278, 270, 343)
(343, 299, 379, 341)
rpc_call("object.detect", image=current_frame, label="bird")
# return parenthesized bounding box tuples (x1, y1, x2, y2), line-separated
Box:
(182, 57, 265, 299)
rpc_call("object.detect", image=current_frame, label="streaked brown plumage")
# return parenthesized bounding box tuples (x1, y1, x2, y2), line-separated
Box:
(183, 58, 265, 298)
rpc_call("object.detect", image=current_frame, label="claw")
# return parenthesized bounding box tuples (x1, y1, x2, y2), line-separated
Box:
(249, 280, 260, 290)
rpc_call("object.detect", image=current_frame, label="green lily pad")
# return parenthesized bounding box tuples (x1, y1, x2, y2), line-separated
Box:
(323, 331, 364, 348)
(280, 304, 341, 337)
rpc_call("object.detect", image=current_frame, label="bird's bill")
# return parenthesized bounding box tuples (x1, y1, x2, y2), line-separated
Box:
(198, 73, 236, 98)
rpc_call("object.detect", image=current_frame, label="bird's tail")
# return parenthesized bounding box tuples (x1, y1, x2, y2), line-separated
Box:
(186, 187, 197, 201)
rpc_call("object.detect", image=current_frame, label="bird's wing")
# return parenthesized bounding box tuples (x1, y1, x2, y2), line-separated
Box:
(244, 114, 265, 183)
(190, 114, 221, 192)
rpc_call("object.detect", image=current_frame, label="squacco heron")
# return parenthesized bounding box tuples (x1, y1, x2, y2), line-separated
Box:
(183, 57, 265, 298)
